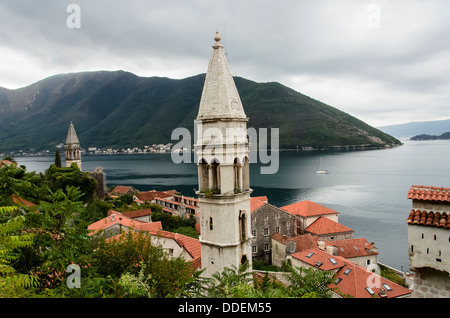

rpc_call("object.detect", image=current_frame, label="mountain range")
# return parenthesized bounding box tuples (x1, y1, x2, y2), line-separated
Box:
(378, 119, 450, 138)
(0, 71, 400, 152)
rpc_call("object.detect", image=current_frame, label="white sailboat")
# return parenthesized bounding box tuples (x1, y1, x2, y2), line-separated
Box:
(316, 157, 329, 174)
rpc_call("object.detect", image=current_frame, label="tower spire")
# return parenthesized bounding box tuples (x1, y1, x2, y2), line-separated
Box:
(196, 31, 247, 121)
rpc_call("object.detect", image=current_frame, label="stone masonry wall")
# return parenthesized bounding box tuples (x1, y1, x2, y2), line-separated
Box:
(413, 267, 450, 298)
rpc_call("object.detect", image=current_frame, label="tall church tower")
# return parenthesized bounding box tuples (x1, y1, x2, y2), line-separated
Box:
(195, 31, 252, 277)
(64, 121, 82, 170)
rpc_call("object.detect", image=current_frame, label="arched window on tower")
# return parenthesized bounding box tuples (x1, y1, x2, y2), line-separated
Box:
(211, 158, 220, 192)
(239, 210, 247, 241)
(198, 158, 209, 192)
(233, 157, 242, 192)
(242, 156, 250, 191)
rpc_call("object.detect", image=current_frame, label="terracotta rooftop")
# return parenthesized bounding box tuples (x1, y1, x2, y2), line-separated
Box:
(326, 238, 378, 258)
(291, 248, 411, 298)
(110, 185, 137, 195)
(407, 185, 450, 203)
(330, 260, 411, 298)
(291, 247, 346, 271)
(11, 194, 37, 210)
(272, 232, 320, 251)
(87, 213, 162, 235)
(273, 233, 377, 258)
(281, 200, 338, 217)
(0, 160, 15, 167)
(406, 209, 450, 229)
(250, 196, 269, 212)
(108, 208, 152, 219)
(305, 216, 353, 235)
(135, 190, 174, 202)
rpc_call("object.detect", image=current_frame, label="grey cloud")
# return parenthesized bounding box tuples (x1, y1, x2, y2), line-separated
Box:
(0, 0, 449, 126)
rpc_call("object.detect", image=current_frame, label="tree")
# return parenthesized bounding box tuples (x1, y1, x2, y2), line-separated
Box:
(32, 186, 91, 289)
(0, 206, 39, 289)
(283, 264, 335, 298)
(2, 155, 16, 163)
(90, 231, 197, 297)
(54, 150, 62, 168)
(44, 164, 97, 203)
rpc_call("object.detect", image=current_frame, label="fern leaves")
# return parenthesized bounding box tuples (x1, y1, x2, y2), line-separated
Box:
(0, 205, 40, 289)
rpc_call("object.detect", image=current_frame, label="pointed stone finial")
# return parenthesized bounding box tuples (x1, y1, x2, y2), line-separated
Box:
(213, 30, 223, 49)
(214, 30, 221, 43)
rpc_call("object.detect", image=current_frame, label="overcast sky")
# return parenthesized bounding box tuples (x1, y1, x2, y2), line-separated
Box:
(1, 0, 449, 127)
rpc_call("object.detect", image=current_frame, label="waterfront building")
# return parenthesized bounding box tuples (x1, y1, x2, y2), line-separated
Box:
(407, 185, 450, 297)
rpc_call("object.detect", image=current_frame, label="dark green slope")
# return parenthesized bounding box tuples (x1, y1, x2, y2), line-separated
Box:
(0, 71, 400, 152)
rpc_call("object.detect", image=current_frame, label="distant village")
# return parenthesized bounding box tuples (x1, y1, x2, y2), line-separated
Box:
(1, 142, 176, 158)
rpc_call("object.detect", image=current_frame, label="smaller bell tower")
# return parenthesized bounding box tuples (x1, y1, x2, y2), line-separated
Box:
(64, 121, 82, 170)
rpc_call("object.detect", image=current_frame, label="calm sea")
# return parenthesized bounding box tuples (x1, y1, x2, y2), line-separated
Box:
(16, 139, 450, 271)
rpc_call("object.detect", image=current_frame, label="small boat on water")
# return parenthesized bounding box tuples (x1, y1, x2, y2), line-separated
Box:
(316, 157, 329, 174)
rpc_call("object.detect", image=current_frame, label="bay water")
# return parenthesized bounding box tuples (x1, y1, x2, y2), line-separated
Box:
(16, 139, 450, 271)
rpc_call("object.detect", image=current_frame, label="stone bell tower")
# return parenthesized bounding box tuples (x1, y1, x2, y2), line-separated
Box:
(64, 121, 82, 170)
(195, 31, 252, 278)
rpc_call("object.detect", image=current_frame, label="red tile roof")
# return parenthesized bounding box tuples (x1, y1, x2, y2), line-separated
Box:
(250, 196, 268, 212)
(406, 209, 450, 229)
(0, 160, 15, 167)
(291, 247, 345, 271)
(330, 261, 411, 298)
(407, 185, 450, 202)
(87, 212, 162, 235)
(305, 216, 353, 235)
(326, 238, 378, 258)
(281, 200, 338, 217)
(11, 194, 37, 210)
(291, 248, 411, 298)
(135, 190, 173, 201)
(272, 232, 320, 251)
(111, 185, 137, 195)
(108, 208, 152, 219)
(272, 234, 377, 259)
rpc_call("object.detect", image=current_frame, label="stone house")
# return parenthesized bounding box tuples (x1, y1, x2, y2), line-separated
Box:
(406, 185, 450, 298)
(250, 197, 299, 263)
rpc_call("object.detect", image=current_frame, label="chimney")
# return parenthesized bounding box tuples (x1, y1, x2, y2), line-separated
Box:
(318, 240, 325, 250)
(110, 214, 115, 221)
(326, 245, 335, 256)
